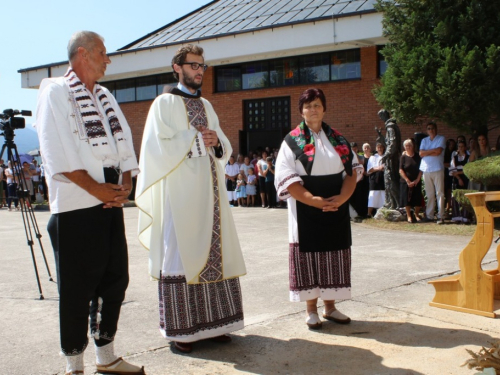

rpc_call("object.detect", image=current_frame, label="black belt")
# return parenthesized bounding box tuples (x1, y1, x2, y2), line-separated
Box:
(103, 167, 122, 184)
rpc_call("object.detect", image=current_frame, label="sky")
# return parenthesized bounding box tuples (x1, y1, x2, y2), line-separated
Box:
(0, 0, 211, 126)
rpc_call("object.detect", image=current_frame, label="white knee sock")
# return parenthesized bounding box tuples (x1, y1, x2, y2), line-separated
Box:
(95, 341, 118, 365)
(65, 353, 84, 373)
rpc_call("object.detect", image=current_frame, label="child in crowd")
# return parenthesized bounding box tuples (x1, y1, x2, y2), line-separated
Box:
(246, 167, 257, 207)
(235, 173, 247, 207)
(240, 156, 252, 178)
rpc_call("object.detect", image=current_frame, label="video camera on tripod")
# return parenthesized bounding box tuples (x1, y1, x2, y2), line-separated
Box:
(1, 108, 32, 198)
(0, 109, 31, 139)
(0, 107, 54, 299)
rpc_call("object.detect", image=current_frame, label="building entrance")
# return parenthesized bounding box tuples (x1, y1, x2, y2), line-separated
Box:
(240, 96, 291, 155)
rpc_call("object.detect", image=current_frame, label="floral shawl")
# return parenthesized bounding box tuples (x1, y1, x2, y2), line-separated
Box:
(284, 121, 353, 176)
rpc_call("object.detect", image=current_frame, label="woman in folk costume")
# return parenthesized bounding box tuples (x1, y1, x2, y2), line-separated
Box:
(135, 45, 246, 354)
(274, 88, 362, 329)
(367, 143, 386, 217)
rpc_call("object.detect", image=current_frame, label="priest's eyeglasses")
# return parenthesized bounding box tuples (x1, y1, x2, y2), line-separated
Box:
(181, 62, 208, 71)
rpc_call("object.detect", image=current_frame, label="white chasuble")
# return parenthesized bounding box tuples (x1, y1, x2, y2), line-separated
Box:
(136, 92, 246, 284)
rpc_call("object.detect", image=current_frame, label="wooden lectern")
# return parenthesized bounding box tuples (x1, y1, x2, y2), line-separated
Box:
(428, 191, 500, 318)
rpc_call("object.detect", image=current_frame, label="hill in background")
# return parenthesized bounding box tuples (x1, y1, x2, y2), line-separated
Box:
(0, 124, 39, 156)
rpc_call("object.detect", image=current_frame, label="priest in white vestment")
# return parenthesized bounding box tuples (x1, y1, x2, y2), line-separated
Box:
(135, 45, 246, 354)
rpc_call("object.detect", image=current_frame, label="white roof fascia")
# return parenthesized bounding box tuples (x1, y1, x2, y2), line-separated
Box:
(20, 12, 384, 88)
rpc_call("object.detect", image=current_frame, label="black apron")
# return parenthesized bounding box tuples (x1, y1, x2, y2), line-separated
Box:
(296, 172, 351, 252)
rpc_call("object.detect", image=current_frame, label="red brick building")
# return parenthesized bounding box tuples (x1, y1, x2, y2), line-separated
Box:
(20, 0, 491, 156)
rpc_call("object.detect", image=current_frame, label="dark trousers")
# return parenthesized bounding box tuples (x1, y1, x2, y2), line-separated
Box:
(265, 180, 277, 207)
(41, 176, 48, 200)
(47, 205, 129, 355)
(7, 183, 18, 208)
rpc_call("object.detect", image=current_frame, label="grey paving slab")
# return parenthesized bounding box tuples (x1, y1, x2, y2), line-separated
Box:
(0, 206, 499, 374)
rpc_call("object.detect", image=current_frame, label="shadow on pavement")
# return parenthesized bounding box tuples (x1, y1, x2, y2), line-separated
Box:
(319, 320, 497, 348)
(178, 334, 424, 375)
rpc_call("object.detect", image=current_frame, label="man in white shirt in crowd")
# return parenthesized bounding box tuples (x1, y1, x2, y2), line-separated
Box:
(419, 121, 446, 224)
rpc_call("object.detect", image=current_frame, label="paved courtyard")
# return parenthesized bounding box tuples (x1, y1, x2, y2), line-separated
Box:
(1, 206, 499, 374)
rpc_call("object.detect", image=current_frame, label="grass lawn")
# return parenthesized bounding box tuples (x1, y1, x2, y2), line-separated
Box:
(357, 218, 479, 237)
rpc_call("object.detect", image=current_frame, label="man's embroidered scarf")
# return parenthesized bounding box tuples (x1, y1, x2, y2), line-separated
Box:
(64, 68, 132, 162)
(284, 121, 353, 176)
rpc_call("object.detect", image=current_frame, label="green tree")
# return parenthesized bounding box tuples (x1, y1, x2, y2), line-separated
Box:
(373, 0, 500, 135)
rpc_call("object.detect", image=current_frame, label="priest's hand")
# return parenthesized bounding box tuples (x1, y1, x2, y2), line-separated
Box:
(201, 128, 219, 147)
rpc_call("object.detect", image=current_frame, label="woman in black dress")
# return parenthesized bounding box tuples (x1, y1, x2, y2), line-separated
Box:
(399, 139, 423, 223)
(449, 141, 471, 223)
(444, 138, 457, 217)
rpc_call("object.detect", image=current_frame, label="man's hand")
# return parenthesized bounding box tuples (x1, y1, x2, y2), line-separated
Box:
(62, 170, 130, 209)
(93, 183, 130, 208)
(201, 128, 219, 147)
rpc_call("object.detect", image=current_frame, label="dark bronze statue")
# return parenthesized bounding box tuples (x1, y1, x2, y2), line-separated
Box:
(378, 109, 401, 210)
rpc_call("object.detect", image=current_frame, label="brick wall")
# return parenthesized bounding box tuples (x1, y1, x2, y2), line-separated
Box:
(119, 45, 500, 158)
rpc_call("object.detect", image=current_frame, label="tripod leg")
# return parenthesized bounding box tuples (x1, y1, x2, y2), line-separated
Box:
(4, 144, 49, 299)
(29, 211, 54, 281)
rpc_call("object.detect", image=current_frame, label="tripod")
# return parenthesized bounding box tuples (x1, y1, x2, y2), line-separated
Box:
(0, 132, 54, 300)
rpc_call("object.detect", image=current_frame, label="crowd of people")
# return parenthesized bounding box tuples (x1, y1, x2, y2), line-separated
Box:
(224, 148, 285, 209)
(0, 158, 47, 210)
(348, 124, 500, 224)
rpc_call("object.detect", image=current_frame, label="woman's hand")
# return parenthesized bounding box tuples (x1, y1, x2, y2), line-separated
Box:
(458, 178, 464, 187)
(308, 196, 330, 210)
(307, 196, 340, 212)
(322, 195, 346, 212)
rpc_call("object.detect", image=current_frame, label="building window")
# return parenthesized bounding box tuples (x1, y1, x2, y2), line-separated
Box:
(158, 74, 177, 94)
(242, 62, 269, 90)
(136, 77, 157, 101)
(102, 73, 175, 103)
(215, 48, 361, 92)
(299, 53, 330, 84)
(216, 67, 241, 92)
(269, 58, 299, 86)
(378, 47, 388, 76)
(105, 82, 116, 97)
(115, 79, 135, 103)
(244, 97, 290, 131)
(331, 49, 361, 80)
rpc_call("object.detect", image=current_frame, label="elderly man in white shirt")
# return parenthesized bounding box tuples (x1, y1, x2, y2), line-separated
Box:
(36, 31, 144, 375)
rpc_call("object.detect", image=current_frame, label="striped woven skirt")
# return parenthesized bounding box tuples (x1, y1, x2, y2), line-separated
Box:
(289, 243, 351, 302)
(158, 276, 244, 342)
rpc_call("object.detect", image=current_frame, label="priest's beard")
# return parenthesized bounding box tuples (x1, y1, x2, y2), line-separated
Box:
(182, 75, 202, 91)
